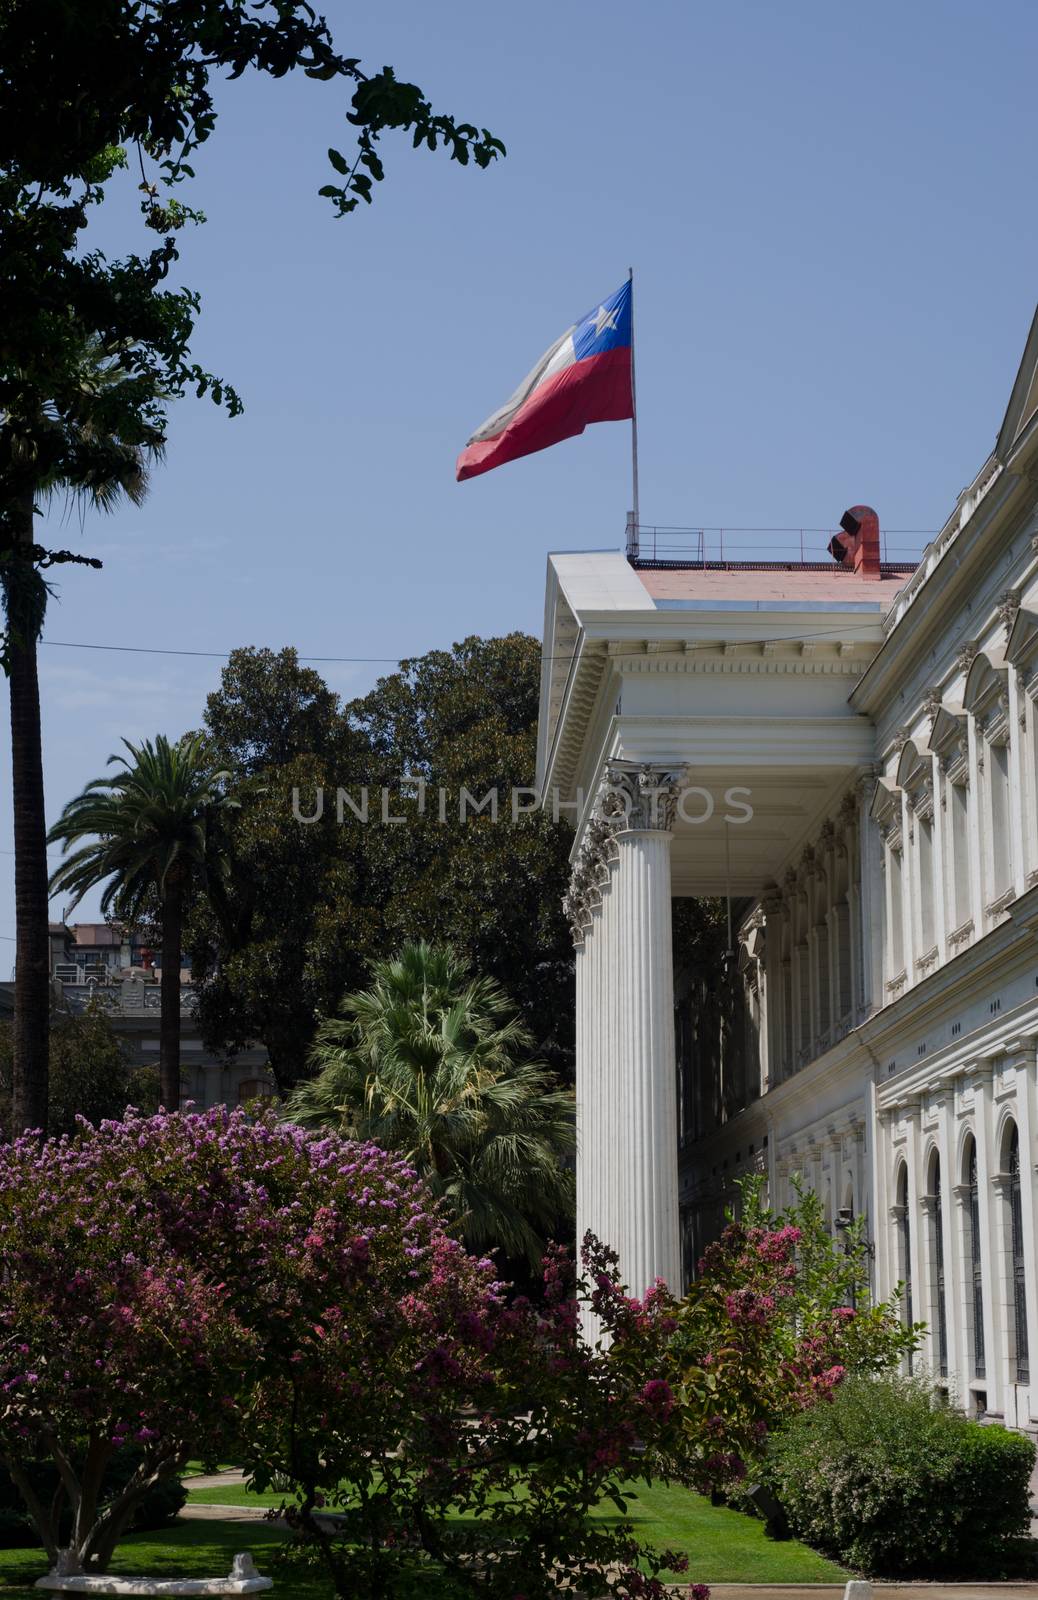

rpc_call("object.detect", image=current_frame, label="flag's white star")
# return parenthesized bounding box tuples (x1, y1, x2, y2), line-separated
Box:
(592, 303, 619, 338)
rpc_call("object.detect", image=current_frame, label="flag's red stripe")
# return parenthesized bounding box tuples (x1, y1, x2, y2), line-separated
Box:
(456, 345, 632, 482)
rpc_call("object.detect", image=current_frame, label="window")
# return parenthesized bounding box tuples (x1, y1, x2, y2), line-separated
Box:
(949, 780, 971, 930)
(918, 813, 935, 952)
(990, 743, 1012, 899)
(967, 1137, 986, 1380)
(781, 958, 793, 1078)
(930, 1154, 948, 1379)
(888, 847, 904, 977)
(1008, 1124, 1030, 1384)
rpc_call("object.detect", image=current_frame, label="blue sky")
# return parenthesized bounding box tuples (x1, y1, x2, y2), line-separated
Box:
(4, 0, 1038, 948)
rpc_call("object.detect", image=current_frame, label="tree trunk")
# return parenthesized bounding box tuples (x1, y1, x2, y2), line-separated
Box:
(159, 886, 182, 1111)
(6, 489, 50, 1134)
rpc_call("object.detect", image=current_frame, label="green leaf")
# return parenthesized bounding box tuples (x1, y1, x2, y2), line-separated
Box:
(327, 147, 350, 176)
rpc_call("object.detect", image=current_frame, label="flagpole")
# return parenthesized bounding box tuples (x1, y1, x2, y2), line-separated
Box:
(627, 266, 640, 561)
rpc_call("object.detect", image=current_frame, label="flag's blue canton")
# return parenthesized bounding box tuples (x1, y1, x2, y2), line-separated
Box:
(571, 279, 632, 362)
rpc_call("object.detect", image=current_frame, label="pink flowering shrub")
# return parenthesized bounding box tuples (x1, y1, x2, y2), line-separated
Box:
(251, 1232, 701, 1599)
(666, 1177, 922, 1491)
(0, 1109, 706, 1598)
(0, 1108, 485, 1576)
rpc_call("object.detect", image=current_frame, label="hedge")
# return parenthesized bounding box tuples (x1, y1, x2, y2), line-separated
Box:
(764, 1373, 1035, 1577)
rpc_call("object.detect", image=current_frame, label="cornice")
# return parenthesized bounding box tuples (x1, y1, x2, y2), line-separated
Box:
(851, 469, 1037, 714)
(608, 648, 869, 678)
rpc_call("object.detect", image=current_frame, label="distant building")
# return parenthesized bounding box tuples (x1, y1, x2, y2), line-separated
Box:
(47, 922, 274, 1108)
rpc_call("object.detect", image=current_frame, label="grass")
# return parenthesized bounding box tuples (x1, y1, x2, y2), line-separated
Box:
(0, 1522, 325, 1599)
(174, 1478, 851, 1586)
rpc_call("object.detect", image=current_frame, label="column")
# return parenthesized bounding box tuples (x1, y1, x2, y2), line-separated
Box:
(905, 1101, 925, 1356)
(870, 1092, 892, 1302)
(565, 811, 618, 1343)
(599, 854, 621, 1269)
(1008, 666, 1027, 901)
(1014, 1042, 1038, 1415)
(762, 893, 783, 1087)
(615, 825, 680, 1297)
(857, 774, 883, 1017)
(606, 762, 683, 1300)
(574, 931, 588, 1285)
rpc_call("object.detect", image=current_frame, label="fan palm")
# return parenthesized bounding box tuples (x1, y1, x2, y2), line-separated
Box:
(1, 342, 164, 1132)
(47, 734, 238, 1110)
(287, 941, 575, 1267)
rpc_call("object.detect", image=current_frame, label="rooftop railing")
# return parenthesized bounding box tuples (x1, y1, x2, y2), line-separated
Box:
(624, 519, 926, 572)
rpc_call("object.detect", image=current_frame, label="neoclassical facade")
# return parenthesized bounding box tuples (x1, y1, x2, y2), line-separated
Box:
(537, 301, 1038, 1423)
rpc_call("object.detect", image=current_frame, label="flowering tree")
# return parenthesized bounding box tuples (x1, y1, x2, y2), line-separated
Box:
(249, 1233, 704, 1600)
(667, 1177, 922, 1490)
(0, 1108, 478, 1574)
(0, 1110, 709, 1597)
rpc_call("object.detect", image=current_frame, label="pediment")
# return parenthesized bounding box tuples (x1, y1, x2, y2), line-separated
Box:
(963, 649, 1009, 715)
(869, 778, 902, 845)
(895, 740, 926, 789)
(996, 300, 1038, 464)
(931, 704, 970, 784)
(1006, 608, 1038, 674)
(964, 650, 1011, 744)
(930, 705, 968, 759)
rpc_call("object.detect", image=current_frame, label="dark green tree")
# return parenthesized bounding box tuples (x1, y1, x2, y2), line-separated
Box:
(287, 941, 575, 1267)
(0, 0, 503, 1132)
(345, 634, 575, 1076)
(0, 999, 158, 1139)
(47, 735, 239, 1109)
(201, 646, 348, 778)
(186, 637, 576, 1094)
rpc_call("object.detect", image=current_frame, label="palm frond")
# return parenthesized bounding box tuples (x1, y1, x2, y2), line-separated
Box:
(285, 939, 575, 1266)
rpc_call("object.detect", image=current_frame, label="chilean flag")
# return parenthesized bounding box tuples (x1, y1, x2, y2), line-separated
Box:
(456, 279, 633, 481)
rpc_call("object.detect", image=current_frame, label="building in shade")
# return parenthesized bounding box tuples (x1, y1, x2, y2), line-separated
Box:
(538, 299, 1038, 1427)
(45, 922, 273, 1107)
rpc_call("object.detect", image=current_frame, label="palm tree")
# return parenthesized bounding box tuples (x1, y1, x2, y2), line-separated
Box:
(287, 941, 575, 1268)
(47, 734, 238, 1110)
(1, 345, 163, 1133)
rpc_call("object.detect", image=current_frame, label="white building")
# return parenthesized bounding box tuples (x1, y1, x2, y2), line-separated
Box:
(537, 301, 1038, 1425)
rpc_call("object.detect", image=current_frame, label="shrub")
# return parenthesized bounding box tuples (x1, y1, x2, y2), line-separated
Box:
(250, 1233, 698, 1600)
(0, 1108, 469, 1574)
(764, 1373, 1035, 1576)
(0, 1109, 701, 1599)
(666, 1178, 920, 1490)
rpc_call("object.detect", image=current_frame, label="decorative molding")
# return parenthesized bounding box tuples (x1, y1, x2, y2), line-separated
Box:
(956, 640, 979, 676)
(602, 761, 684, 832)
(563, 810, 621, 943)
(997, 588, 1022, 639)
(922, 685, 944, 723)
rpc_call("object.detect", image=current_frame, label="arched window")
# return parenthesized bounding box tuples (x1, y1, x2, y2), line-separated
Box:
(896, 1163, 913, 1373)
(1008, 1124, 1030, 1384)
(929, 1153, 948, 1378)
(966, 1136, 986, 1380)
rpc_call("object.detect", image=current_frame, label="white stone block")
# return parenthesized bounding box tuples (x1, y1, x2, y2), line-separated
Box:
(34, 1550, 273, 1595)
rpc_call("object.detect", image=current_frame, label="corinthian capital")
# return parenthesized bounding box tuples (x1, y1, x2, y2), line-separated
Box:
(602, 760, 685, 831)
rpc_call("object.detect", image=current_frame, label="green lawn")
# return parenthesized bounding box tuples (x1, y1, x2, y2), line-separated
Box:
(0, 1523, 325, 1600)
(171, 1479, 851, 1586)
